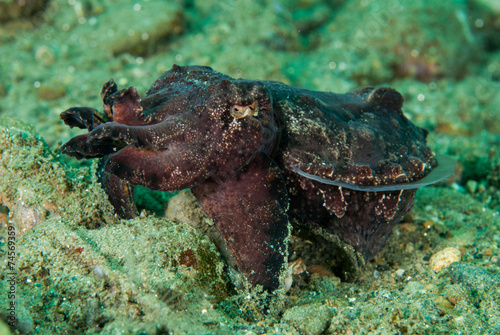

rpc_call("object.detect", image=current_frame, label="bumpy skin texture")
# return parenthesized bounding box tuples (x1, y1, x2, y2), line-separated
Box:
(60, 65, 439, 290)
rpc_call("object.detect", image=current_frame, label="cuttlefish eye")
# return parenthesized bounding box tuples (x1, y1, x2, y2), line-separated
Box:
(230, 101, 259, 119)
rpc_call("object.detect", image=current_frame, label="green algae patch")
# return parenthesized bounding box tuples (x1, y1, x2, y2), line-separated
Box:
(0, 117, 117, 231)
(450, 263, 500, 332)
(82, 216, 231, 302)
(0, 217, 231, 334)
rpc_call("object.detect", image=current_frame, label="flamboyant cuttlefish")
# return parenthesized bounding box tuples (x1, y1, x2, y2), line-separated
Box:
(60, 65, 454, 291)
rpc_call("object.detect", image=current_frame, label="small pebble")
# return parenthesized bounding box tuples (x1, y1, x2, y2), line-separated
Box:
(465, 180, 478, 194)
(429, 247, 461, 272)
(434, 296, 453, 311)
(282, 303, 333, 335)
(422, 220, 434, 229)
(395, 269, 405, 277)
(35, 45, 56, 66)
(38, 84, 66, 100)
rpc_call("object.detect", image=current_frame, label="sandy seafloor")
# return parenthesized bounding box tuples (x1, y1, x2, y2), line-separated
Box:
(1, 0, 500, 334)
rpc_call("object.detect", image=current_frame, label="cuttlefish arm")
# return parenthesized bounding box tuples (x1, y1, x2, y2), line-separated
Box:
(192, 153, 290, 291)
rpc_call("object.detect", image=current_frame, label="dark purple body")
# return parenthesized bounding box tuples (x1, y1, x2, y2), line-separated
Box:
(60, 65, 443, 290)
